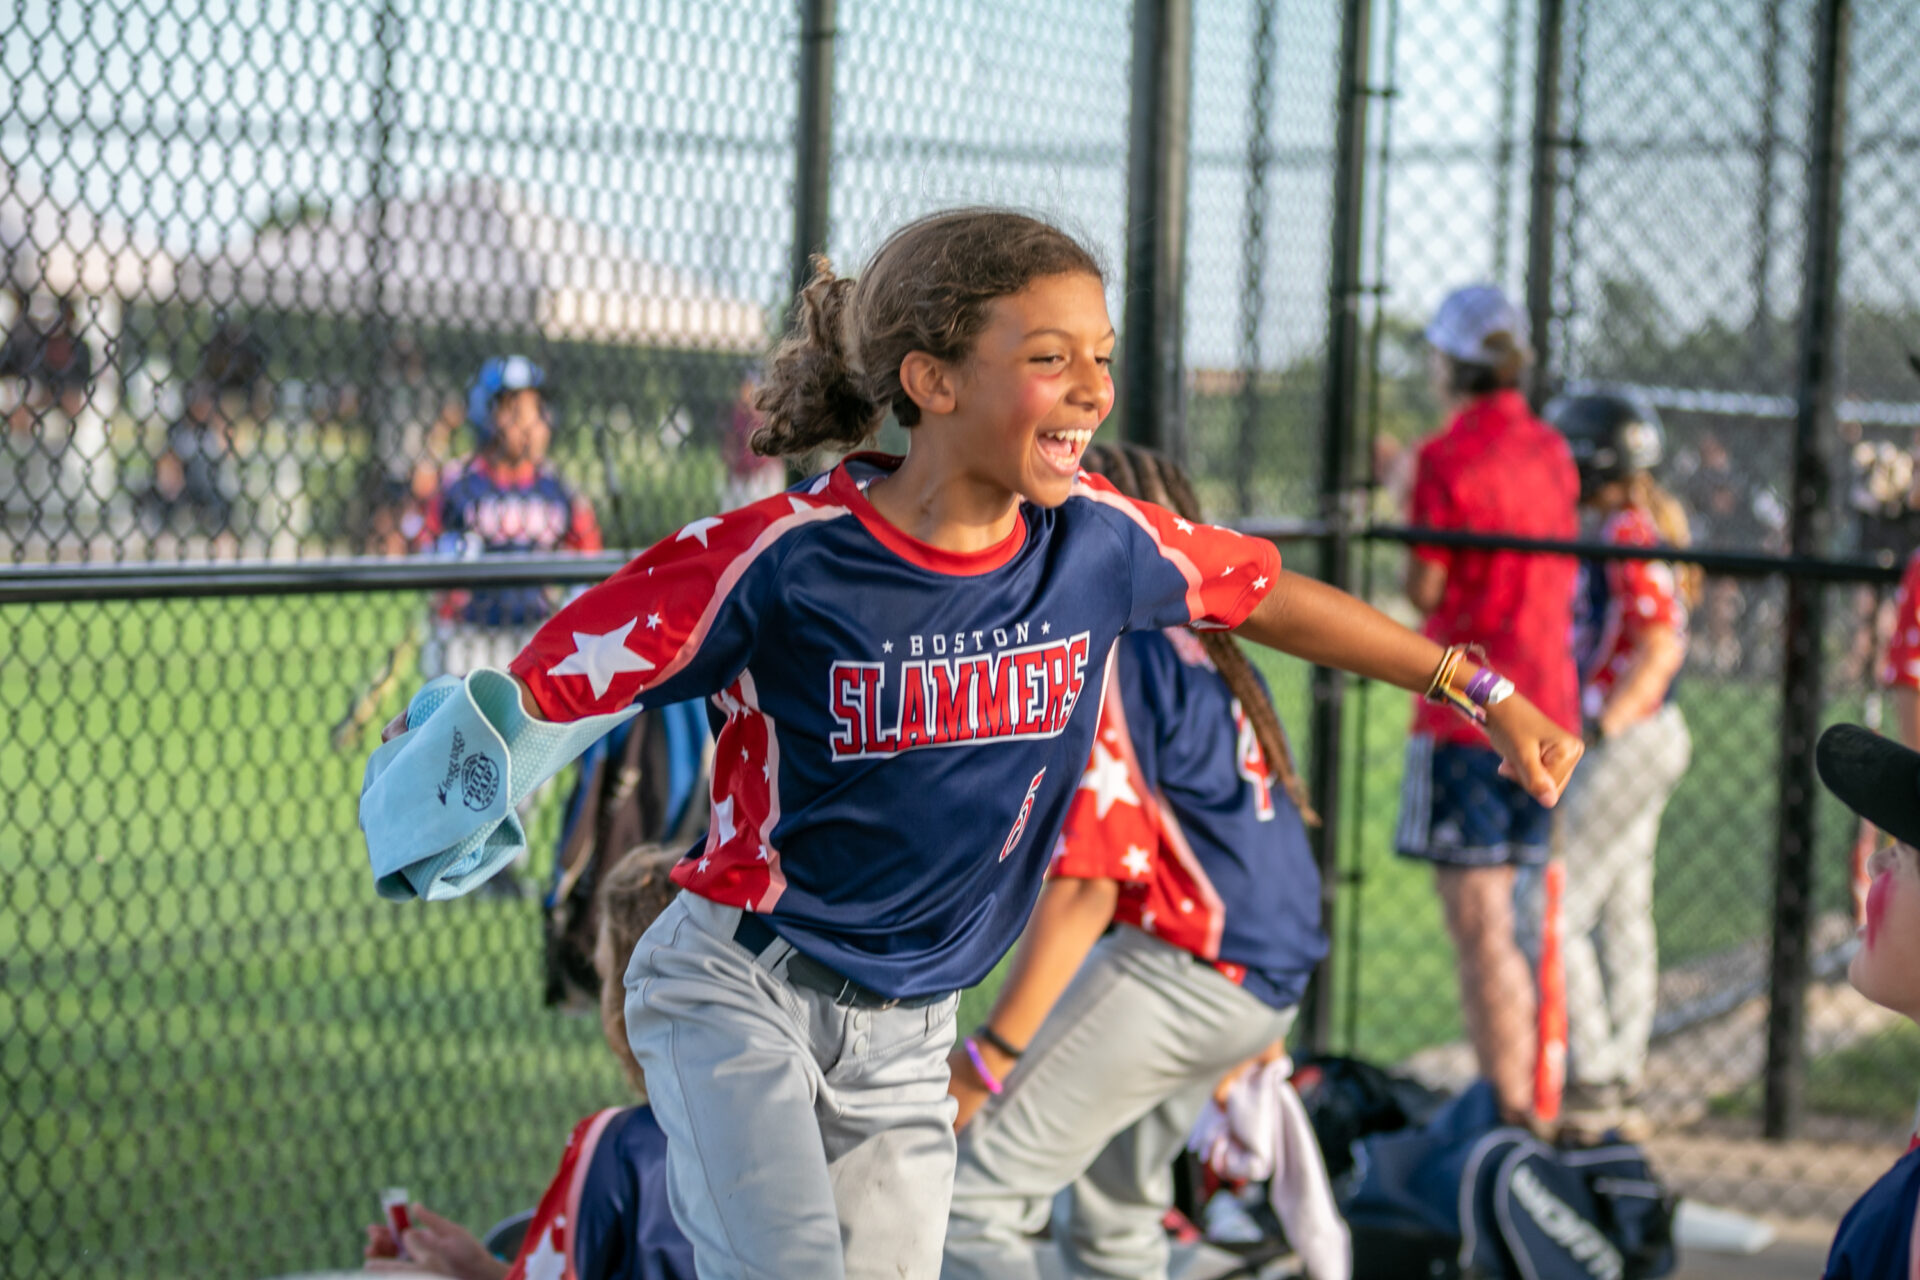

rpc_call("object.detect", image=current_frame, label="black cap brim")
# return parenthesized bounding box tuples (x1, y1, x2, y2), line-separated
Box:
(1816, 723, 1920, 848)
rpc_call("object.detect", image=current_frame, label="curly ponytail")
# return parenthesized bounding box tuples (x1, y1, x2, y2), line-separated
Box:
(1080, 442, 1319, 827)
(753, 209, 1106, 459)
(752, 257, 887, 457)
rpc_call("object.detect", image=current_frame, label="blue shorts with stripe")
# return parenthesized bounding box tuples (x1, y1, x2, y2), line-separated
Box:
(1394, 735, 1552, 868)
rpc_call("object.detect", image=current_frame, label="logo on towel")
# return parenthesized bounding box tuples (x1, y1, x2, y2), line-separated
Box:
(434, 729, 500, 810)
(461, 753, 500, 810)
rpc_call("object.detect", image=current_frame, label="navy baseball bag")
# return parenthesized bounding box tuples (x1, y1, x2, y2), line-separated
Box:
(1340, 1081, 1676, 1280)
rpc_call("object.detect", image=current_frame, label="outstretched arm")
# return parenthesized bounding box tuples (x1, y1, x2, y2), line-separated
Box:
(1234, 569, 1582, 806)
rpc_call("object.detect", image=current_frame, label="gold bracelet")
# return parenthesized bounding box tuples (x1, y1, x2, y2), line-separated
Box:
(1425, 644, 1464, 704)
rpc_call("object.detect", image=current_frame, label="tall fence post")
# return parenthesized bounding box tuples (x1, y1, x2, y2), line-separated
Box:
(1121, 0, 1193, 458)
(360, 0, 402, 514)
(1524, 0, 1566, 406)
(788, 0, 837, 306)
(1233, 0, 1277, 518)
(1765, 0, 1850, 1142)
(1299, 0, 1374, 1054)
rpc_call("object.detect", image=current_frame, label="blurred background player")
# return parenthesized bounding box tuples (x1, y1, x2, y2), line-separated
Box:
(941, 444, 1329, 1280)
(1395, 284, 1581, 1126)
(362, 845, 694, 1279)
(421, 355, 603, 679)
(1526, 392, 1695, 1141)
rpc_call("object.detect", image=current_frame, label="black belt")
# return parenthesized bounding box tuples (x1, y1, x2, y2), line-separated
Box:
(733, 913, 944, 1010)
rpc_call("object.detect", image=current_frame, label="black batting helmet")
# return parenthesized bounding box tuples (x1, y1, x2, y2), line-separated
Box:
(1546, 392, 1665, 500)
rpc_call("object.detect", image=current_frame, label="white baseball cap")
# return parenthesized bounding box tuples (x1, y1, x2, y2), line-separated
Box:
(1425, 284, 1530, 366)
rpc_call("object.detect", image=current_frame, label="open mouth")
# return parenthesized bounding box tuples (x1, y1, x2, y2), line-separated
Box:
(1035, 427, 1096, 476)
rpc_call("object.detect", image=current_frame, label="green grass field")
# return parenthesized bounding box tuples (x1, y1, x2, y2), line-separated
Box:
(0, 594, 1897, 1277)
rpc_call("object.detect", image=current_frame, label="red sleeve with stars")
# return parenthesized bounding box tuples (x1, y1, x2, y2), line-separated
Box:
(1070, 470, 1282, 633)
(1603, 508, 1683, 636)
(510, 492, 844, 722)
(1885, 549, 1920, 690)
(1051, 651, 1158, 885)
(1049, 647, 1241, 977)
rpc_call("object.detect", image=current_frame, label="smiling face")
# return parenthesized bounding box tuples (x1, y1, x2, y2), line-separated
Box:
(1851, 841, 1920, 1020)
(943, 271, 1115, 508)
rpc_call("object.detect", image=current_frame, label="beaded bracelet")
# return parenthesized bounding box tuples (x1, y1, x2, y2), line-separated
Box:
(963, 1037, 1005, 1094)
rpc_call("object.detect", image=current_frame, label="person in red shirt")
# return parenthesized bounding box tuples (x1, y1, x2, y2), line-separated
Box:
(1397, 284, 1581, 1125)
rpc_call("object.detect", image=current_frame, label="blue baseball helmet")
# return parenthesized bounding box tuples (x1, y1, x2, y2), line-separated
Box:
(466, 355, 549, 443)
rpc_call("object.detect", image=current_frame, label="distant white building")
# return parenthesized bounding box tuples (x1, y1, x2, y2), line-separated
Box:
(176, 178, 767, 353)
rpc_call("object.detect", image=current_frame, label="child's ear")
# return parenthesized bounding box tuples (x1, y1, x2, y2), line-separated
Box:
(899, 351, 957, 418)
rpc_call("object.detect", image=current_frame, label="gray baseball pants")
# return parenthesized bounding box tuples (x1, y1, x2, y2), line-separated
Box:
(942, 925, 1297, 1280)
(1519, 702, 1691, 1091)
(624, 891, 961, 1280)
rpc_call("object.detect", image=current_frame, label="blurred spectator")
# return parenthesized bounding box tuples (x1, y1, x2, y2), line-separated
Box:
(720, 374, 784, 509)
(1396, 284, 1581, 1127)
(145, 381, 234, 537)
(0, 292, 92, 415)
(421, 355, 602, 677)
(1672, 431, 1781, 673)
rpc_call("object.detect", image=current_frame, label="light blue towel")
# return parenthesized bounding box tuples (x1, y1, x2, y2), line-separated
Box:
(359, 668, 641, 900)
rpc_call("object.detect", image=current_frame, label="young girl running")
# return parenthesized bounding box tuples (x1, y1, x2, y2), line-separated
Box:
(1529, 393, 1694, 1140)
(940, 443, 1329, 1280)
(373, 208, 1580, 1279)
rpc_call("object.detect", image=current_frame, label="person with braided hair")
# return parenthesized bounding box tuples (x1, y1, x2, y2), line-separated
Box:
(941, 443, 1329, 1280)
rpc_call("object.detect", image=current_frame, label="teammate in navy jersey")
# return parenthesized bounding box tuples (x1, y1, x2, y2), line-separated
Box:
(940, 444, 1328, 1280)
(421, 355, 603, 677)
(378, 208, 1581, 1279)
(364, 847, 694, 1280)
(1814, 725, 1920, 1279)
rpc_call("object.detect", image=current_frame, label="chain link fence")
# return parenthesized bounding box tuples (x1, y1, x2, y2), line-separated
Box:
(8, 0, 1920, 1274)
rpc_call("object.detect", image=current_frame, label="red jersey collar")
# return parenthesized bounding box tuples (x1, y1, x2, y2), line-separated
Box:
(827, 452, 1028, 576)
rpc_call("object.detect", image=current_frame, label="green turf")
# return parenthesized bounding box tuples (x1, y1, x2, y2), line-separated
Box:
(1714, 1019, 1920, 1124)
(1, 594, 1906, 1276)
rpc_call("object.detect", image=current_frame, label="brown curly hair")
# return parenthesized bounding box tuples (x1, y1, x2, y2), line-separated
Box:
(592, 844, 682, 1100)
(752, 208, 1105, 457)
(1080, 442, 1318, 826)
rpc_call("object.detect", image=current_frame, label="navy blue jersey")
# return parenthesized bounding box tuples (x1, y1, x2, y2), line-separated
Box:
(1824, 1141, 1920, 1280)
(431, 455, 602, 626)
(507, 1106, 693, 1280)
(511, 454, 1282, 999)
(1051, 628, 1326, 1008)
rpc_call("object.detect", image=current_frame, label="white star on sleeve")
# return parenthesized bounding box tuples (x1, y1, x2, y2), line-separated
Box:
(646, 612, 663, 629)
(1078, 741, 1140, 818)
(1252, 575, 1268, 590)
(713, 795, 737, 846)
(547, 618, 655, 698)
(677, 515, 724, 547)
(521, 1220, 567, 1280)
(1174, 517, 1195, 534)
(1121, 846, 1152, 878)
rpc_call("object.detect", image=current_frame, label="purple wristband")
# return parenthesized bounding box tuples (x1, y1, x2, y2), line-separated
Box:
(964, 1037, 1004, 1094)
(1464, 667, 1503, 706)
